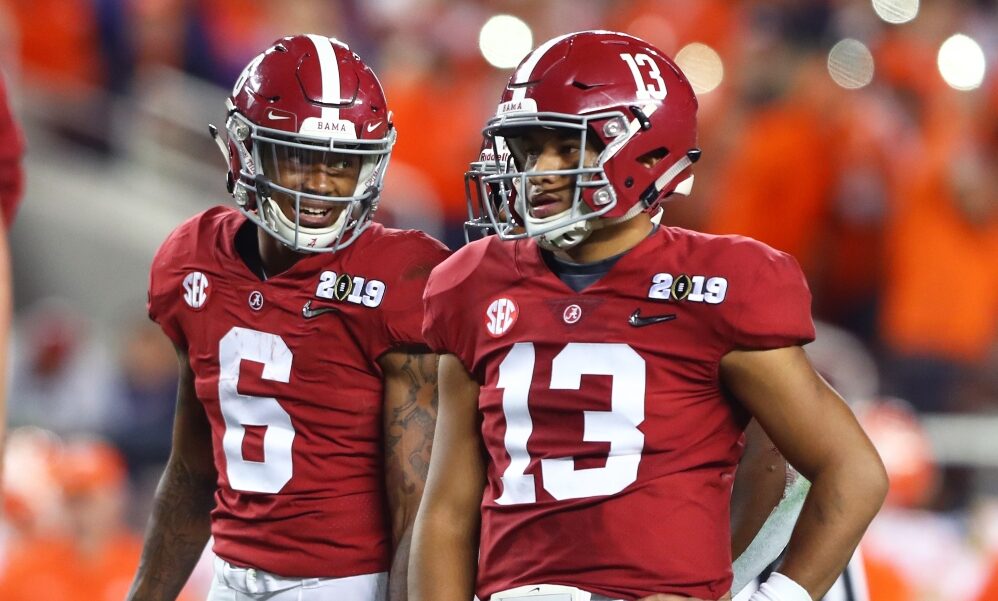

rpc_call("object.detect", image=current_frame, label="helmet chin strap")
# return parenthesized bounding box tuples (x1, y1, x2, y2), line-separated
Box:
(538, 178, 659, 250)
(537, 217, 593, 251)
(519, 190, 596, 251)
(262, 195, 350, 250)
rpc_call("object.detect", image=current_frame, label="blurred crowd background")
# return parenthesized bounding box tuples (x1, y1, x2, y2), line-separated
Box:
(0, 0, 995, 599)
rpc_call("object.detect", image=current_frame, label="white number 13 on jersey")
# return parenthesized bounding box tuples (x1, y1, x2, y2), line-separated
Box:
(496, 342, 646, 504)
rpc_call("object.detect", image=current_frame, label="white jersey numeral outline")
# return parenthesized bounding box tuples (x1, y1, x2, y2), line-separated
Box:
(218, 327, 296, 493)
(495, 342, 646, 504)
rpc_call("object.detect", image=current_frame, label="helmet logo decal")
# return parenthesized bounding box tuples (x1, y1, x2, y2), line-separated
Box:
(248, 290, 265, 311)
(497, 98, 538, 116)
(232, 53, 264, 96)
(620, 53, 668, 101)
(486, 297, 518, 337)
(182, 272, 209, 310)
(563, 304, 583, 324)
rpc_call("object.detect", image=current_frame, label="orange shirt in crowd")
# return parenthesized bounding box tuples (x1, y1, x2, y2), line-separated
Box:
(387, 66, 497, 218)
(864, 552, 914, 601)
(880, 135, 998, 362)
(607, 0, 739, 58)
(704, 100, 833, 277)
(0, 0, 104, 87)
(0, 533, 178, 601)
(974, 556, 998, 601)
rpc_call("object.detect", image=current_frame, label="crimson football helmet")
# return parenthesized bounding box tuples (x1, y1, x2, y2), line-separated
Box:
(481, 30, 700, 249)
(210, 34, 395, 252)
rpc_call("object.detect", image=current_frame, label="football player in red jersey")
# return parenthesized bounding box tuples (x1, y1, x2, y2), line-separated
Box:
(125, 35, 450, 601)
(411, 31, 887, 601)
(464, 139, 812, 597)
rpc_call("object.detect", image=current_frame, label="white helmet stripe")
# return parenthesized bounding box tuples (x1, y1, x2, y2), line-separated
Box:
(511, 32, 574, 101)
(306, 34, 342, 121)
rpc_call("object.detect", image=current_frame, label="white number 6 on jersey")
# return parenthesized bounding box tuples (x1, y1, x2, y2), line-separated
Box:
(218, 327, 295, 493)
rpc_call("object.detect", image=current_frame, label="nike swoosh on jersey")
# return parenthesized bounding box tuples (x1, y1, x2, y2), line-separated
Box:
(628, 309, 677, 327)
(302, 300, 340, 319)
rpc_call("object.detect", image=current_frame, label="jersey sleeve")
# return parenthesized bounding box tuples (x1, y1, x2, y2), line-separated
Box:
(376, 232, 452, 354)
(421, 269, 455, 356)
(147, 226, 190, 349)
(420, 241, 490, 371)
(719, 240, 815, 351)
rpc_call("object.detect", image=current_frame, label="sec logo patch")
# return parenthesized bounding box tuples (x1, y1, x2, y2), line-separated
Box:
(182, 272, 209, 310)
(486, 297, 518, 337)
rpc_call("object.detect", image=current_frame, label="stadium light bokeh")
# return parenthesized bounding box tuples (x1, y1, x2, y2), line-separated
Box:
(479, 15, 533, 69)
(828, 39, 875, 90)
(937, 34, 986, 91)
(675, 43, 724, 95)
(872, 0, 919, 24)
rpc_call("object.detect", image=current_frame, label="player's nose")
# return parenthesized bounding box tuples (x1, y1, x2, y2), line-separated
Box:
(302, 167, 339, 195)
(529, 146, 567, 184)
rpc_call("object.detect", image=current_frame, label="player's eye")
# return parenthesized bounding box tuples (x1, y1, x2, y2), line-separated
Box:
(560, 143, 580, 157)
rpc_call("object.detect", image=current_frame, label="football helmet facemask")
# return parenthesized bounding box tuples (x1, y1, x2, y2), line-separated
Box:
(463, 136, 515, 243)
(210, 34, 395, 252)
(481, 30, 701, 250)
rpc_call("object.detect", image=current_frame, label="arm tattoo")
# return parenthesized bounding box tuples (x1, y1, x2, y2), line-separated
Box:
(385, 352, 438, 495)
(127, 459, 215, 601)
(384, 352, 438, 601)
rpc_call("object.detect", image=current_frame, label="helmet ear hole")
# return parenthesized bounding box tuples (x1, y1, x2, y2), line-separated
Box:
(637, 147, 668, 168)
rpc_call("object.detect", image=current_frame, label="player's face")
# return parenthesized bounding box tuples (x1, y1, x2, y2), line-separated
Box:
(515, 128, 600, 219)
(261, 146, 362, 228)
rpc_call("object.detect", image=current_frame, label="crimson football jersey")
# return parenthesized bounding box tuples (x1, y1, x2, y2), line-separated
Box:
(148, 206, 450, 577)
(422, 226, 814, 600)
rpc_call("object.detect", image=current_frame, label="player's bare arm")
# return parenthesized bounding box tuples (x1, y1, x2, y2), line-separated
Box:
(126, 346, 217, 601)
(409, 354, 485, 601)
(721, 345, 888, 599)
(380, 349, 440, 601)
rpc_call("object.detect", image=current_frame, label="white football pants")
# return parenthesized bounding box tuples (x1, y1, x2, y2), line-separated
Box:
(206, 556, 388, 601)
